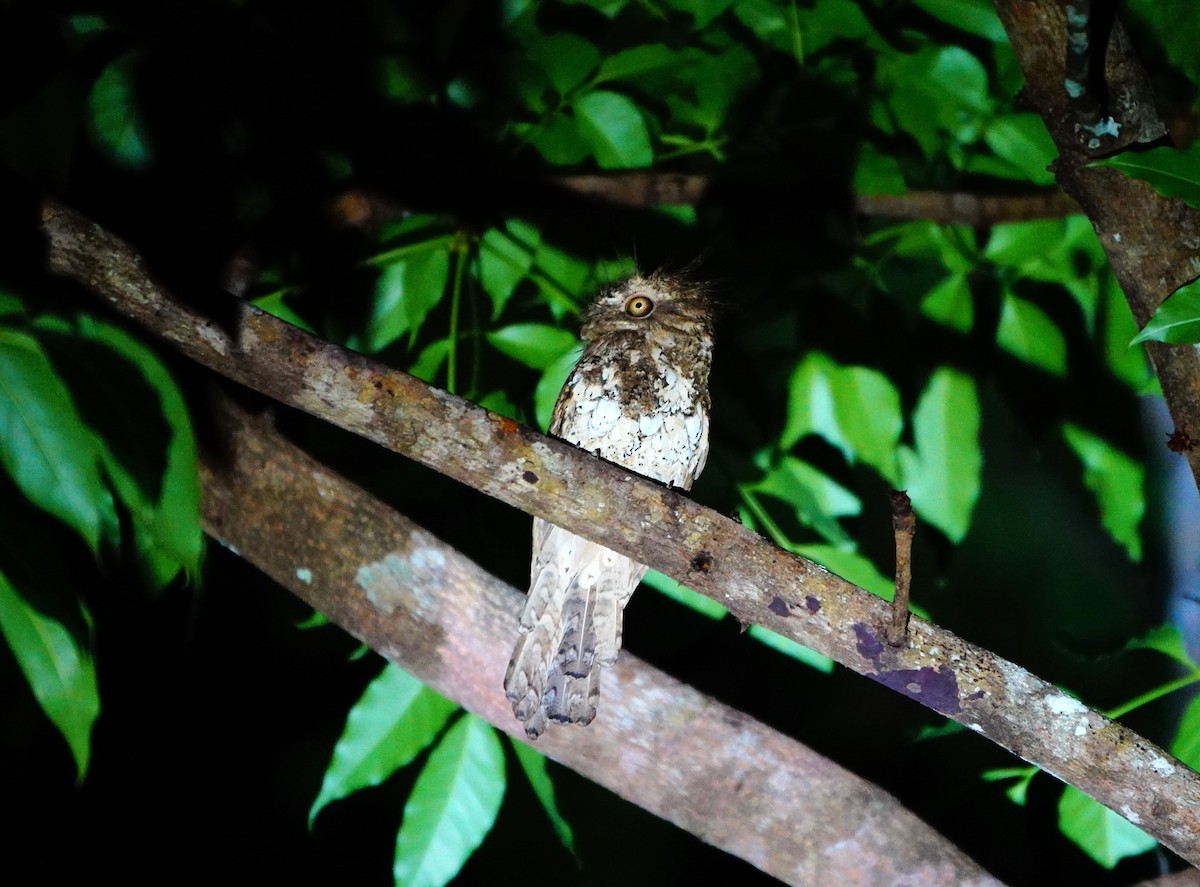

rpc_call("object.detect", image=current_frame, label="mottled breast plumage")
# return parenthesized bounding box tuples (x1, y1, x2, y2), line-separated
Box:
(504, 272, 714, 739)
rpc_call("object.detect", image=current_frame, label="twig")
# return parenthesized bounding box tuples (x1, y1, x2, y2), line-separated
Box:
(887, 490, 915, 646)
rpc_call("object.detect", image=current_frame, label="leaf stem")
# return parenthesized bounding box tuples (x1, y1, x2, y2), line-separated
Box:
(447, 235, 469, 395)
(1106, 672, 1200, 721)
(363, 235, 455, 269)
(738, 487, 792, 550)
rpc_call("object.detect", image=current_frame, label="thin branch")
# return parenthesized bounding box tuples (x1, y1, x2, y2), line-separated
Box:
(199, 392, 999, 885)
(40, 197, 1200, 865)
(330, 182, 1079, 227)
(853, 190, 1079, 225)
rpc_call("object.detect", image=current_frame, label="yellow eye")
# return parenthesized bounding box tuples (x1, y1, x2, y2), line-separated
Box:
(624, 294, 655, 317)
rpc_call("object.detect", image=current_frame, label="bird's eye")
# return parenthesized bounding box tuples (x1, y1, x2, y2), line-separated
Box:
(624, 294, 655, 317)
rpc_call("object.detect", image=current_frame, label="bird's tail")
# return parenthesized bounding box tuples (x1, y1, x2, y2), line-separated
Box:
(504, 521, 644, 739)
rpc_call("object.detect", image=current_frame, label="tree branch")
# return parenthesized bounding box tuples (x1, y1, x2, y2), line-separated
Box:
(198, 392, 998, 885)
(40, 197, 1200, 865)
(993, 0, 1200, 491)
(331, 182, 1079, 228)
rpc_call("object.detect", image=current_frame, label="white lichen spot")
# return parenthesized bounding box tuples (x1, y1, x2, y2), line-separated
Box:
(410, 547, 446, 571)
(1150, 756, 1176, 778)
(197, 321, 230, 356)
(967, 723, 984, 733)
(1074, 721, 1088, 737)
(296, 567, 313, 584)
(1113, 233, 1122, 243)
(1044, 693, 1088, 716)
(1120, 804, 1143, 824)
(928, 646, 941, 656)
(355, 547, 443, 622)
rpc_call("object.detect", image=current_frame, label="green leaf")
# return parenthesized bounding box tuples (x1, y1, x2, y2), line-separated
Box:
(641, 569, 727, 620)
(394, 713, 506, 887)
(534, 33, 601, 96)
(1103, 283, 1152, 391)
(1125, 624, 1197, 670)
(479, 227, 535, 318)
(732, 0, 802, 58)
(748, 624, 834, 672)
(983, 114, 1056, 185)
(745, 454, 860, 547)
(1058, 786, 1157, 868)
(1061, 424, 1144, 561)
(986, 217, 1105, 330)
(798, 0, 882, 55)
(596, 44, 680, 83)
(87, 53, 152, 168)
(920, 272, 974, 332)
(996, 292, 1067, 374)
(73, 318, 203, 587)
(252, 291, 316, 333)
(486, 324, 579, 370)
(883, 221, 978, 272)
(1170, 693, 1200, 772)
(1131, 277, 1200, 345)
(557, 0, 627, 17)
(0, 564, 99, 780)
(797, 544, 928, 617)
(661, 0, 732, 28)
(409, 338, 451, 384)
(878, 46, 990, 158)
(530, 242, 590, 312)
(573, 91, 653, 169)
(1124, 0, 1200, 87)
(375, 54, 434, 103)
(898, 369, 981, 542)
(367, 247, 451, 352)
(981, 767, 1035, 805)
(310, 664, 458, 826)
(665, 45, 757, 135)
(510, 739, 577, 855)
(910, 0, 1008, 41)
(782, 353, 903, 483)
(0, 291, 25, 317)
(520, 112, 593, 167)
(534, 346, 582, 432)
(853, 143, 906, 196)
(0, 329, 112, 553)
(1097, 144, 1200, 208)
(477, 390, 523, 422)
(984, 218, 1064, 268)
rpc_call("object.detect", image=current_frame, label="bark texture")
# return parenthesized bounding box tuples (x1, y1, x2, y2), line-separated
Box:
(995, 0, 1200, 489)
(200, 394, 999, 886)
(40, 197, 1200, 866)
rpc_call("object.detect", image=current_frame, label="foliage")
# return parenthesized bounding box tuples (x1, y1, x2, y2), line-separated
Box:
(1130, 278, 1200, 346)
(0, 293, 202, 778)
(3, 0, 1200, 883)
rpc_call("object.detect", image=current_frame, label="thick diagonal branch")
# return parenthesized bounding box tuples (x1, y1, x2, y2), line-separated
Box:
(40, 197, 1200, 865)
(199, 394, 998, 885)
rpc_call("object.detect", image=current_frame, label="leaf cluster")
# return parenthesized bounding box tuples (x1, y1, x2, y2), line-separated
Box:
(4, 0, 1200, 882)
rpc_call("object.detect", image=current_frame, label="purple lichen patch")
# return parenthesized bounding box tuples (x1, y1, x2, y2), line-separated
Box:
(853, 623, 884, 662)
(805, 595, 820, 613)
(768, 596, 791, 618)
(871, 667, 961, 715)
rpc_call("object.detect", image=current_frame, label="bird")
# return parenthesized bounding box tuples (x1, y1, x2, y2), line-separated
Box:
(504, 272, 715, 739)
